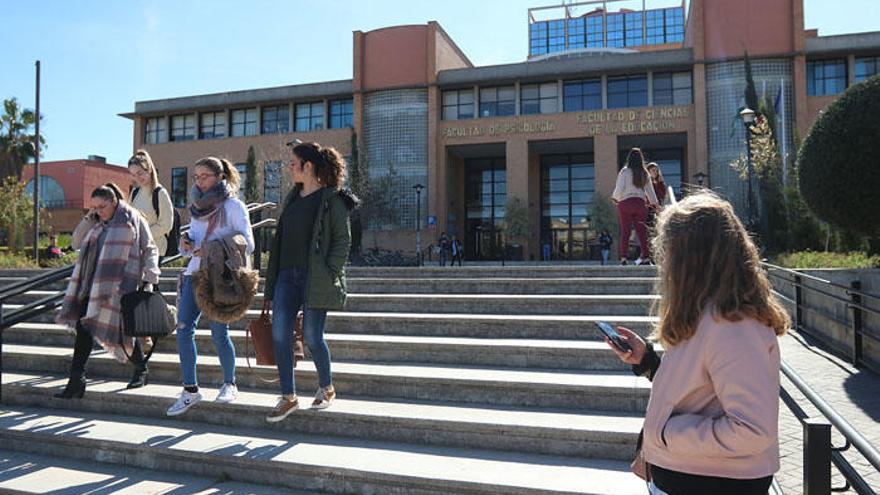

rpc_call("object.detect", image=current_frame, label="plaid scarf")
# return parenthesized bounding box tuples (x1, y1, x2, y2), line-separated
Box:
(189, 180, 232, 238)
(57, 202, 143, 362)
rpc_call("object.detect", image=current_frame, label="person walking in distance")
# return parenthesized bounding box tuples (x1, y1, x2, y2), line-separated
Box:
(437, 232, 449, 266)
(598, 228, 613, 265)
(612, 148, 659, 265)
(450, 235, 463, 267)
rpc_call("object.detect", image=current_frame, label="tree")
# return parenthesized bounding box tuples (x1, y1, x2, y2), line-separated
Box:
(798, 75, 880, 236)
(504, 197, 530, 248)
(0, 177, 36, 252)
(589, 192, 617, 238)
(245, 145, 259, 204)
(0, 98, 43, 181)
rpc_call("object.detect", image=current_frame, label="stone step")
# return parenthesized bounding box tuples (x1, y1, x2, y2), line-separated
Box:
(0, 405, 646, 494)
(0, 448, 301, 494)
(2, 372, 643, 460)
(2, 344, 651, 412)
(4, 323, 653, 371)
(153, 265, 658, 279)
(10, 309, 657, 338)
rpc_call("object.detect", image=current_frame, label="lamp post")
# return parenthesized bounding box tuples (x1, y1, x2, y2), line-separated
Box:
(413, 183, 424, 266)
(739, 107, 756, 228)
(33, 60, 41, 262)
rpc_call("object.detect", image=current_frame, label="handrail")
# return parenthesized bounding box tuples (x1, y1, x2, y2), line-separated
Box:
(763, 261, 880, 304)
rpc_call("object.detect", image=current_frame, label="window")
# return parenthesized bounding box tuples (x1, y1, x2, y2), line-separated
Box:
(541, 154, 595, 261)
(567, 17, 586, 49)
(855, 56, 880, 82)
(24, 176, 66, 208)
(807, 60, 847, 95)
(529, 21, 549, 56)
(442, 89, 475, 120)
(263, 161, 283, 204)
(607, 75, 648, 108)
(653, 71, 692, 105)
(606, 13, 624, 48)
(200, 111, 226, 139)
(548, 19, 566, 53)
(235, 163, 247, 201)
(521, 83, 558, 115)
(664, 7, 685, 43)
(144, 117, 166, 144)
(479, 86, 515, 117)
(563, 79, 602, 112)
(261, 105, 290, 134)
(586, 15, 604, 48)
(171, 168, 187, 208)
(646, 10, 665, 45)
(625, 12, 643, 47)
(231, 108, 258, 137)
(170, 114, 195, 142)
(329, 98, 354, 128)
(295, 102, 324, 131)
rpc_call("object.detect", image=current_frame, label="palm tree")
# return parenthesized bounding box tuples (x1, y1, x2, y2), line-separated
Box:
(0, 97, 43, 181)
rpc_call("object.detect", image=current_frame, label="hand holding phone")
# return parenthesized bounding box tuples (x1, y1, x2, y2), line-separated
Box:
(598, 323, 648, 365)
(596, 321, 632, 352)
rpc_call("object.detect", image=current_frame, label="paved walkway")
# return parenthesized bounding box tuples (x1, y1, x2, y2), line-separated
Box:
(776, 328, 880, 493)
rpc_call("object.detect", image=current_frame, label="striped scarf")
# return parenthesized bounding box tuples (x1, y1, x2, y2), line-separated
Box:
(57, 202, 143, 362)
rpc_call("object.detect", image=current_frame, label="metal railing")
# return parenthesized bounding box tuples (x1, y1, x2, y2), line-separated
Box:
(763, 262, 880, 495)
(0, 202, 277, 402)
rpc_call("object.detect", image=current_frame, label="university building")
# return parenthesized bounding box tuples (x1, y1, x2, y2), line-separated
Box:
(122, 0, 880, 261)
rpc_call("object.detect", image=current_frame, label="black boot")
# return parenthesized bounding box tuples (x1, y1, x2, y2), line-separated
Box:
(54, 375, 85, 399)
(127, 363, 149, 389)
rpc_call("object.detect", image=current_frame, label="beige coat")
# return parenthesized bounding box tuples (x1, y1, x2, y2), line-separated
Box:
(130, 185, 174, 256)
(642, 307, 781, 479)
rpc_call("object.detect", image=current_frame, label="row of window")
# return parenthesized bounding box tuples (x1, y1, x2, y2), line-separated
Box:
(529, 7, 685, 56)
(441, 71, 692, 120)
(807, 57, 880, 96)
(145, 98, 354, 144)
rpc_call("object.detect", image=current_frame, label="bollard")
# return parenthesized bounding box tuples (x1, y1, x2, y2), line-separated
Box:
(850, 280, 863, 368)
(803, 418, 832, 495)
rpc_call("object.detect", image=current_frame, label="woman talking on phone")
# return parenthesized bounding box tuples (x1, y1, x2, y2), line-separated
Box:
(606, 191, 789, 495)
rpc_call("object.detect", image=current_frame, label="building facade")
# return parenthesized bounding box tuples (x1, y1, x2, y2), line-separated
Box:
(123, 0, 880, 261)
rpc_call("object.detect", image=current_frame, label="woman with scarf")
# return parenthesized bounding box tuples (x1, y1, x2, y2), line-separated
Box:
(55, 183, 160, 398)
(166, 157, 254, 417)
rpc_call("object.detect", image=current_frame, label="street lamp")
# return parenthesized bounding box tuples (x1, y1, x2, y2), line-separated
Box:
(413, 183, 424, 266)
(739, 107, 757, 228)
(693, 171, 708, 188)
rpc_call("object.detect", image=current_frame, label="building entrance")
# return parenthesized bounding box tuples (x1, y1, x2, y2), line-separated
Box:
(465, 158, 507, 261)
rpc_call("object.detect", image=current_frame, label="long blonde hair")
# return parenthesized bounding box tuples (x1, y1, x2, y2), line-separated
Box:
(651, 191, 789, 347)
(193, 156, 241, 192)
(128, 149, 160, 189)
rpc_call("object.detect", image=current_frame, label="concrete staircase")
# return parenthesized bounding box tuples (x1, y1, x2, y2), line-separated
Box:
(0, 265, 659, 494)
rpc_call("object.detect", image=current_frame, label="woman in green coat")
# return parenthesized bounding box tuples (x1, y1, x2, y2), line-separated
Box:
(264, 141, 358, 422)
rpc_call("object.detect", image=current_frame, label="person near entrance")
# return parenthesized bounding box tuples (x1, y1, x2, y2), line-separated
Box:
(598, 229, 613, 265)
(449, 235, 463, 266)
(437, 232, 449, 266)
(612, 148, 659, 265)
(542, 238, 551, 261)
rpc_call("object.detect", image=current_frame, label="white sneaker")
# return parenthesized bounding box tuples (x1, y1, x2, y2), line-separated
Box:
(311, 385, 336, 409)
(215, 383, 238, 403)
(166, 391, 202, 416)
(635, 258, 646, 266)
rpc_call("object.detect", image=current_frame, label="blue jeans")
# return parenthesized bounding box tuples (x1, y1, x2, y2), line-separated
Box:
(601, 249, 610, 265)
(176, 275, 236, 387)
(272, 267, 332, 396)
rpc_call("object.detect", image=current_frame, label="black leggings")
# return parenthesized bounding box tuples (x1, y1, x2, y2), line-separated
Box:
(651, 465, 773, 495)
(70, 321, 144, 378)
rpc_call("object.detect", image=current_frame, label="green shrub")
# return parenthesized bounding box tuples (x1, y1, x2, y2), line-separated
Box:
(797, 75, 880, 234)
(0, 252, 38, 269)
(772, 251, 880, 269)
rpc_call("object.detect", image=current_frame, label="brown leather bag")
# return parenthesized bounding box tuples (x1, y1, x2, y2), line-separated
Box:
(245, 300, 306, 368)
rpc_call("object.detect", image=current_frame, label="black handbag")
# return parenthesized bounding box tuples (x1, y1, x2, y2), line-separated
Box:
(121, 286, 175, 338)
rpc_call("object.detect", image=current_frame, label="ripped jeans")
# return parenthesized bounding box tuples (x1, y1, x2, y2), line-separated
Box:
(175, 275, 236, 387)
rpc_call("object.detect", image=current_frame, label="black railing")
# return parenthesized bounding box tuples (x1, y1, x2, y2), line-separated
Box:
(0, 201, 277, 402)
(763, 261, 880, 495)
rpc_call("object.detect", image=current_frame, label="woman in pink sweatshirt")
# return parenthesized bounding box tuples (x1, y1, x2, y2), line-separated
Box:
(606, 191, 790, 495)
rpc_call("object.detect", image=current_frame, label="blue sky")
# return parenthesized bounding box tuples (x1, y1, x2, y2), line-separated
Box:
(1, 0, 878, 166)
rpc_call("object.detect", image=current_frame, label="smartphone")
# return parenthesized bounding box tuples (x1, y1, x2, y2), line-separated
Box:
(595, 321, 632, 352)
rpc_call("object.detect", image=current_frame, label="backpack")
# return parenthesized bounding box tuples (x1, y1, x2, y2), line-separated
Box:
(133, 186, 181, 257)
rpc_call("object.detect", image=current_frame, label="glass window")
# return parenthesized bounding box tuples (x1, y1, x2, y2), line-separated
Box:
(541, 154, 595, 261)
(329, 98, 354, 128)
(199, 111, 226, 139)
(625, 12, 643, 47)
(295, 102, 325, 131)
(231, 108, 258, 137)
(807, 60, 847, 95)
(548, 19, 566, 53)
(521, 82, 558, 115)
(263, 161, 283, 204)
(653, 71, 692, 105)
(442, 89, 475, 120)
(479, 86, 515, 118)
(608, 75, 648, 108)
(855, 56, 880, 82)
(646, 10, 665, 45)
(170, 114, 195, 142)
(586, 15, 604, 48)
(144, 117, 166, 144)
(563, 79, 602, 111)
(261, 105, 290, 134)
(606, 13, 624, 48)
(171, 168, 187, 208)
(530, 21, 549, 56)
(234, 163, 247, 202)
(567, 17, 586, 49)
(664, 7, 685, 43)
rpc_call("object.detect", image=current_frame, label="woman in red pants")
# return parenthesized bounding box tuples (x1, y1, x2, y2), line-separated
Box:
(612, 148, 659, 265)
